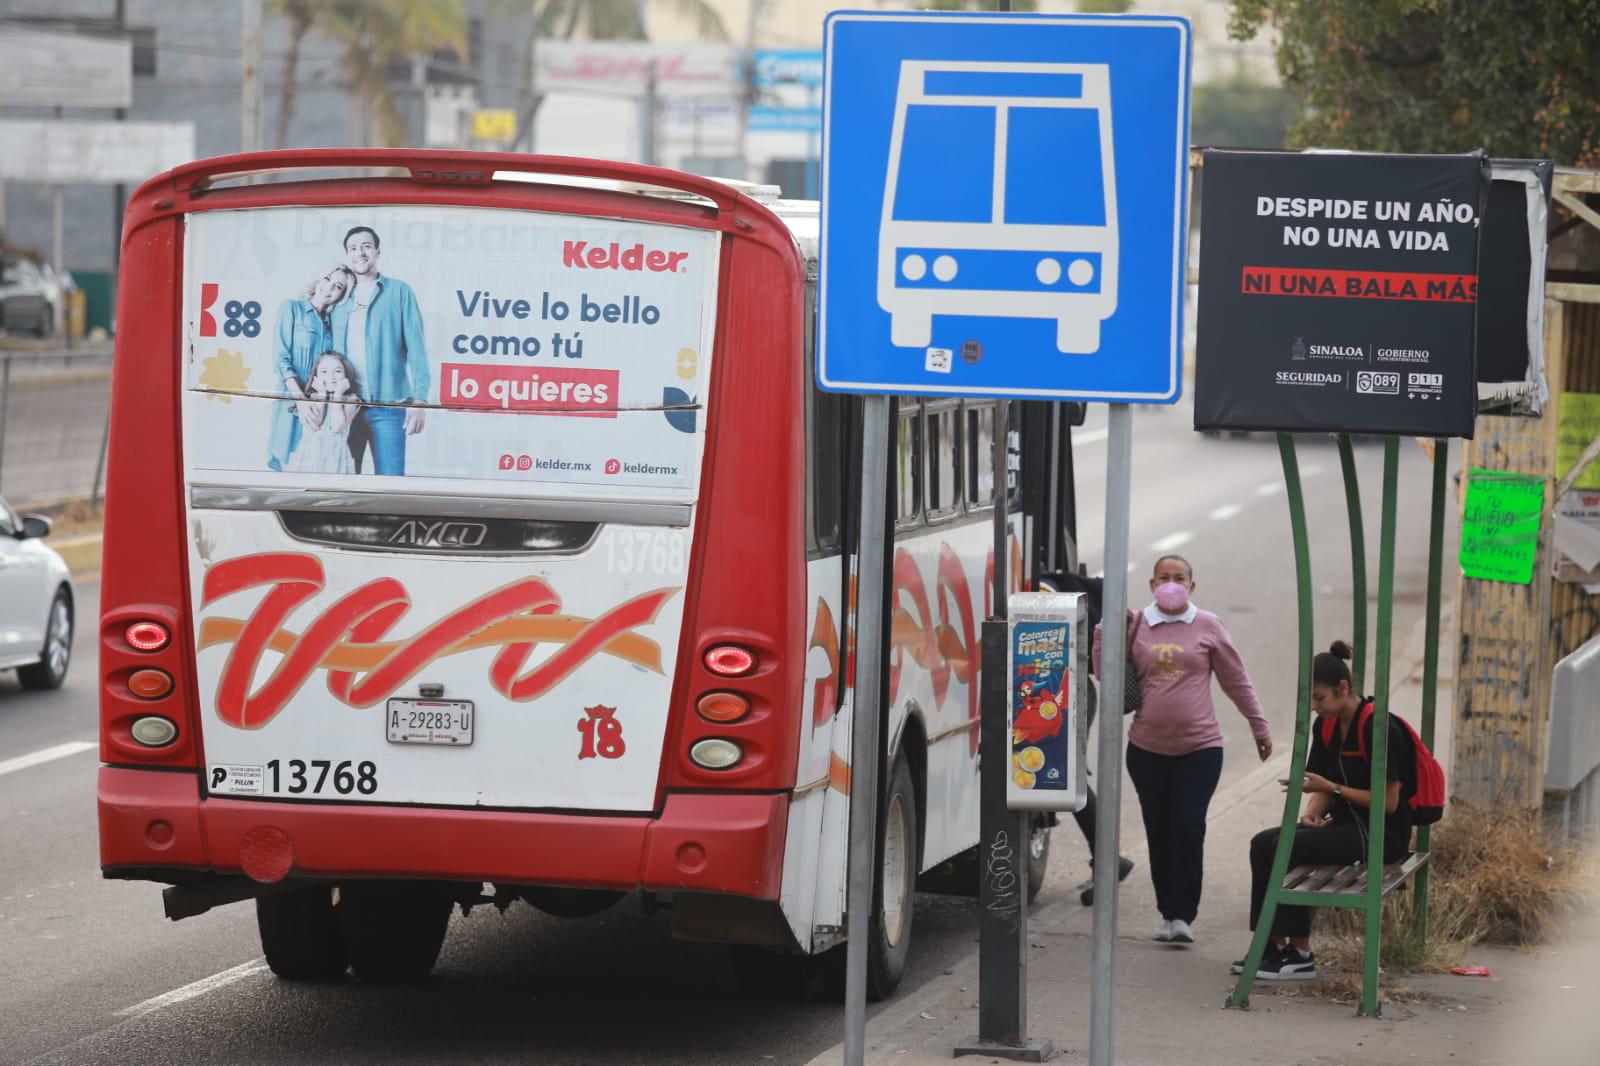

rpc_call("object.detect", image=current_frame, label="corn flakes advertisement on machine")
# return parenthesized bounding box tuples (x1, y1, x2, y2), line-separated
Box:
(1005, 591, 1087, 812)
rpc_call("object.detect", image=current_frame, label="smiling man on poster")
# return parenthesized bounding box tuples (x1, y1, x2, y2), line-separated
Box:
(332, 225, 430, 475)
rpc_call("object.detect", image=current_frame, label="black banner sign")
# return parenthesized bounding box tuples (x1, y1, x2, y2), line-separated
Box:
(1194, 150, 1490, 438)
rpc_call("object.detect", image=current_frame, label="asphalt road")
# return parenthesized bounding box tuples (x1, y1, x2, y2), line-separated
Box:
(0, 390, 1455, 1064)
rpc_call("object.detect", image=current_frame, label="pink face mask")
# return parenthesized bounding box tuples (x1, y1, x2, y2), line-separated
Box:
(1154, 582, 1190, 613)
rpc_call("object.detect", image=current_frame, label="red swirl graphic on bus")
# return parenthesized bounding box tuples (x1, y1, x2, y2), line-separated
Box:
(198, 552, 678, 730)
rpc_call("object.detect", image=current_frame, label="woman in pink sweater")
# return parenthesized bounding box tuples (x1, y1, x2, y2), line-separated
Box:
(1094, 554, 1272, 945)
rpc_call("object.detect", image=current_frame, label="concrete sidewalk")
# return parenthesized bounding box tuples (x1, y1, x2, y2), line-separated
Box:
(808, 604, 1600, 1065)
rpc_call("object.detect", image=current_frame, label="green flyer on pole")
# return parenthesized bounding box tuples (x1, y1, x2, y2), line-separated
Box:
(1459, 469, 1545, 584)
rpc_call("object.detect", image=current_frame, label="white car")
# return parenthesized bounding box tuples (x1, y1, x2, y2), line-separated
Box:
(0, 495, 74, 689)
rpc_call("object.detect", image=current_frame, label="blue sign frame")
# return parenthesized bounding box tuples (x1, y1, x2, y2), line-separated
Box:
(817, 11, 1193, 402)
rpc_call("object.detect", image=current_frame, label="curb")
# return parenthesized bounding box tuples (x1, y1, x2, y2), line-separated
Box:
(51, 532, 103, 578)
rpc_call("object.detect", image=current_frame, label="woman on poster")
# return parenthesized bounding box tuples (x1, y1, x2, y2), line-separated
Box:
(267, 266, 354, 471)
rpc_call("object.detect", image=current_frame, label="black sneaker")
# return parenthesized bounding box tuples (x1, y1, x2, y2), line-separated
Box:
(1078, 856, 1135, 906)
(1230, 942, 1282, 975)
(1256, 947, 1317, 981)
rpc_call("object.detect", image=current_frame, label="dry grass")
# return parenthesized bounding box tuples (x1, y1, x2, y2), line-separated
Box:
(30, 497, 104, 538)
(1300, 802, 1597, 1003)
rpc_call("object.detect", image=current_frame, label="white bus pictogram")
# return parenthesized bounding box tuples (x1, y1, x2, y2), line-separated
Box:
(878, 60, 1118, 354)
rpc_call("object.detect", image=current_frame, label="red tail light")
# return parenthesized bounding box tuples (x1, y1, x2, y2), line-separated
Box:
(125, 622, 171, 652)
(128, 668, 174, 699)
(703, 644, 756, 677)
(697, 692, 751, 723)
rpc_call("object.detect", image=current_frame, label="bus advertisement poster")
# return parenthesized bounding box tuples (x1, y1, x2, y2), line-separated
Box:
(1005, 592, 1086, 812)
(180, 204, 720, 503)
(1193, 150, 1489, 438)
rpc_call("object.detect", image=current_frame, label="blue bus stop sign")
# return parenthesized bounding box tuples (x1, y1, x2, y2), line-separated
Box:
(817, 11, 1192, 402)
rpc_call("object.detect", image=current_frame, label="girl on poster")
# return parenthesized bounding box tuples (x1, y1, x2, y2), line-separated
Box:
(267, 266, 355, 471)
(285, 351, 362, 475)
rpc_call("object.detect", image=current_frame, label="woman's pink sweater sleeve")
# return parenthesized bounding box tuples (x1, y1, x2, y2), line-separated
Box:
(1210, 619, 1270, 741)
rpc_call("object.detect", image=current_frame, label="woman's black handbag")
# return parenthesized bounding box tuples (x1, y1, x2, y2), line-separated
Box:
(1122, 613, 1143, 715)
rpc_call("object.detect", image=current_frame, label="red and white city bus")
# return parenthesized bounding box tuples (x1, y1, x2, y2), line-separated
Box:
(97, 150, 1080, 996)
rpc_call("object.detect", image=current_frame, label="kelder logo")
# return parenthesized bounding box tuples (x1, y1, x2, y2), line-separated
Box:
(563, 241, 690, 273)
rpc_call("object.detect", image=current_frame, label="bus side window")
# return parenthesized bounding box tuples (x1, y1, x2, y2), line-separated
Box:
(812, 387, 845, 551)
(925, 400, 962, 522)
(804, 279, 844, 553)
(965, 401, 996, 508)
(895, 400, 922, 528)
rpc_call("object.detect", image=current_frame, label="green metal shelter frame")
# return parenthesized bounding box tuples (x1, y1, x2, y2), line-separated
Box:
(1227, 433, 1448, 1018)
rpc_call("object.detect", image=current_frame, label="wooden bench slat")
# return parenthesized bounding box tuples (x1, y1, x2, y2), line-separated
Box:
(1279, 851, 1430, 898)
(1281, 865, 1316, 890)
(1301, 865, 1346, 892)
(1324, 865, 1365, 893)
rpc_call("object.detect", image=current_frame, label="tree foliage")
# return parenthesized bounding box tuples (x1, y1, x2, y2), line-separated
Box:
(1229, 0, 1600, 167)
(1191, 77, 1299, 149)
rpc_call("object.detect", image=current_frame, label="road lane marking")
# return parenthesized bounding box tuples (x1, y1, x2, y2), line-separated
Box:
(1302, 462, 1325, 477)
(1254, 482, 1282, 497)
(0, 740, 96, 778)
(1074, 427, 1109, 446)
(1150, 531, 1193, 553)
(115, 959, 270, 1020)
(1209, 503, 1243, 522)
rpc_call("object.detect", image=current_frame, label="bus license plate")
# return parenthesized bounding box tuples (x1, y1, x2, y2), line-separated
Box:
(386, 699, 475, 746)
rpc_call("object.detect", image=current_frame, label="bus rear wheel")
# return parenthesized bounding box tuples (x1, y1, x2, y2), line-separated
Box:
(257, 884, 348, 980)
(339, 881, 454, 981)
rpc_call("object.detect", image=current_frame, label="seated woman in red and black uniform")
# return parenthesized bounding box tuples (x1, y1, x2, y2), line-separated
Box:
(1233, 640, 1414, 981)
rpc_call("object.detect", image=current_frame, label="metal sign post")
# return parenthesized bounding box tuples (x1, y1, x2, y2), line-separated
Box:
(819, 11, 1192, 1063)
(844, 396, 891, 1066)
(1089, 403, 1132, 1066)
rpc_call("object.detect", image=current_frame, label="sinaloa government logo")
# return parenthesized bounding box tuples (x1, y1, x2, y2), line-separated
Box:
(1276, 371, 1342, 386)
(1291, 336, 1307, 361)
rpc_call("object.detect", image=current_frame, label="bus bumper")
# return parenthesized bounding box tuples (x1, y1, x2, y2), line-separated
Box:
(98, 766, 788, 901)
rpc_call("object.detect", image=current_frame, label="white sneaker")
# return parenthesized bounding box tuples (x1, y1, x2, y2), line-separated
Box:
(1169, 919, 1195, 944)
(1153, 920, 1174, 942)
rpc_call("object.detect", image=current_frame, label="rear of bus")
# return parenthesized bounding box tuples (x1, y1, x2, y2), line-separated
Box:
(97, 151, 809, 978)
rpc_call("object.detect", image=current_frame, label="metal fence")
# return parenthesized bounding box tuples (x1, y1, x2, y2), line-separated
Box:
(0, 347, 114, 508)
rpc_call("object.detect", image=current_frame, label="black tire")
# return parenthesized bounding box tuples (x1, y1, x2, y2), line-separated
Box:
(1026, 814, 1052, 904)
(18, 589, 72, 691)
(339, 881, 454, 981)
(257, 884, 348, 980)
(867, 757, 920, 1000)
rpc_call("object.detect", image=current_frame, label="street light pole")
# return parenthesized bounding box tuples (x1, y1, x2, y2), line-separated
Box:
(241, 0, 263, 154)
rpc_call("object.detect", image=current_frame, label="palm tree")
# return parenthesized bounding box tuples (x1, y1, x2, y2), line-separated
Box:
(321, 0, 468, 147)
(268, 0, 467, 149)
(268, 0, 317, 149)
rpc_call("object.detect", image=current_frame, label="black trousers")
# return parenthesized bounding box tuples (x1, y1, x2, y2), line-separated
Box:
(1125, 743, 1223, 923)
(1248, 820, 1410, 937)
